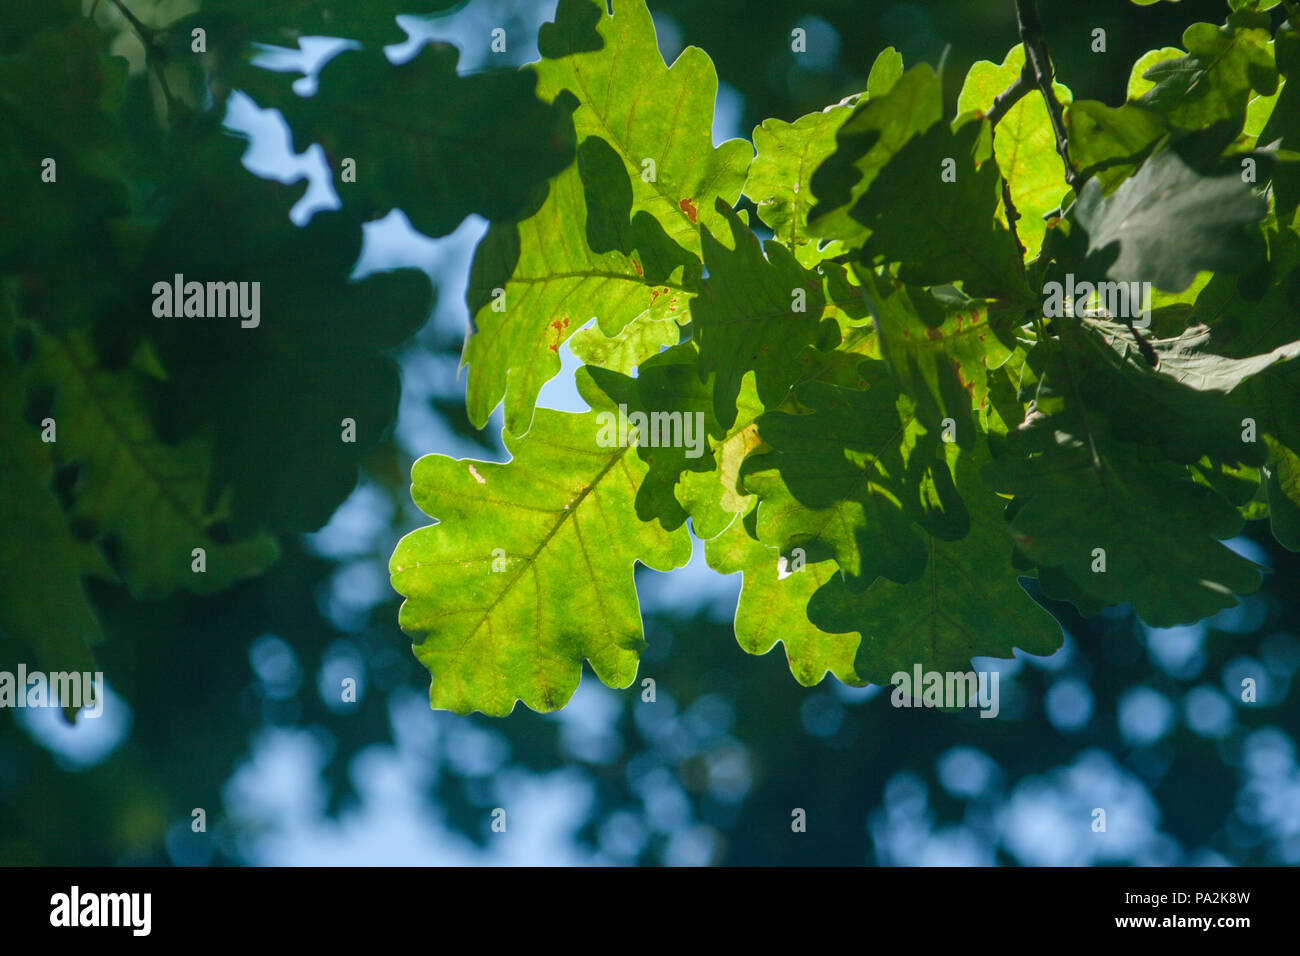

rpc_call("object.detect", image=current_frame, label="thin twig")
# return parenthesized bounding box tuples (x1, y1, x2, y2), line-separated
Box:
(107, 0, 180, 116)
(1122, 316, 1159, 367)
(1014, 0, 1082, 191)
(108, 0, 156, 44)
(987, 60, 1034, 129)
(1001, 179, 1027, 270)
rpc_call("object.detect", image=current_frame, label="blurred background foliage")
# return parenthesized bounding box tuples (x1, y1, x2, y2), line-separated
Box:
(1, 0, 1298, 866)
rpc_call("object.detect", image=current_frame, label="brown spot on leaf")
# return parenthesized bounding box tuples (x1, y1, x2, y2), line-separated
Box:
(952, 359, 975, 396)
(679, 198, 699, 223)
(547, 316, 571, 352)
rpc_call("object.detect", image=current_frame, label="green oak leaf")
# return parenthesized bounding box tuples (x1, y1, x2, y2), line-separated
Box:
(984, 440, 1262, 626)
(390, 370, 691, 716)
(740, 371, 967, 590)
(745, 99, 855, 263)
(463, 143, 693, 435)
(1243, 74, 1286, 145)
(1137, 17, 1278, 130)
(535, 0, 751, 256)
(590, 326, 888, 542)
(0, 20, 133, 332)
(1193, 456, 1272, 534)
(1190, 456, 1267, 514)
(981, 346, 1263, 626)
(1187, 209, 1300, 521)
(1265, 437, 1300, 549)
(1065, 100, 1168, 194)
(983, 356, 1033, 436)
(568, 310, 681, 374)
(858, 267, 1015, 449)
(867, 46, 905, 98)
(1250, 362, 1300, 520)
(1077, 318, 1291, 467)
(673, 406, 764, 539)
(1071, 146, 1267, 292)
(1128, 322, 1300, 393)
(694, 200, 843, 429)
(807, 445, 1062, 684)
(25, 329, 279, 599)
(0, 20, 125, 170)
(0, 319, 109, 674)
(586, 345, 762, 538)
(1128, 48, 1185, 99)
(1260, 25, 1300, 217)
(1034, 563, 1115, 619)
(848, 116, 1029, 297)
(462, 0, 750, 435)
(808, 63, 944, 249)
(705, 509, 865, 687)
(253, 42, 576, 239)
(154, 2, 466, 113)
(117, 128, 432, 534)
(1191, 208, 1300, 356)
(958, 44, 1074, 257)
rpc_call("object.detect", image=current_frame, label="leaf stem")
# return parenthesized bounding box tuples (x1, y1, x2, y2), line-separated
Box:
(987, 62, 1034, 128)
(107, 0, 156, 45)
(106, 0, 180, 115)
(1014, 0, 1082, 191)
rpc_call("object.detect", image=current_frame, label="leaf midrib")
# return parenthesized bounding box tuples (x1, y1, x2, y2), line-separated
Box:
(446, 439, 636, 658)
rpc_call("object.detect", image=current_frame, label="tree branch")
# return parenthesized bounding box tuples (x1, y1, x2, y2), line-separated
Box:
(987, 61, 1034, 129)
(1001, 179, 1027, 270)
(1014, 0, 1082, 191)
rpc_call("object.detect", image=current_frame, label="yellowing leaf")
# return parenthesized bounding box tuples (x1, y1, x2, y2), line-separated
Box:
(391, 373, 691, 716)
